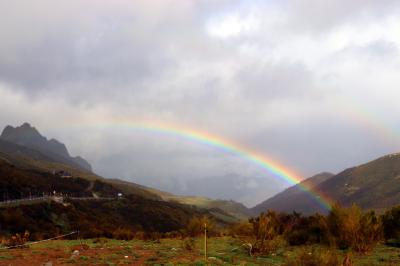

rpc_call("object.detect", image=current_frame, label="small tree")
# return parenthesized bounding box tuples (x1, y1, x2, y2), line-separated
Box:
(185, 216, 215, 237)
(229, 221, 253, 238)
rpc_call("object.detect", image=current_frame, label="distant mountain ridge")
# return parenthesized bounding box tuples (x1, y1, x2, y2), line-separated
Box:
(155, 173, 285, 208)
(0, 123, 92, 171)
(107, 178, 253, 220)
(253, 152, 400, 215)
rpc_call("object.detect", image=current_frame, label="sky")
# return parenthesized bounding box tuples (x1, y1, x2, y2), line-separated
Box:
(1, 0, 400, 206)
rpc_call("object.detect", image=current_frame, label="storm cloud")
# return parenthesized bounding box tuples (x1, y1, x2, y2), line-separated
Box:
(1, 0, 400, 206)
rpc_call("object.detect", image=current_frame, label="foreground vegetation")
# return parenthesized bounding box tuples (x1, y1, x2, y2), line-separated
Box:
(1, 204, 400, 265)
(0, 237, 399, 265)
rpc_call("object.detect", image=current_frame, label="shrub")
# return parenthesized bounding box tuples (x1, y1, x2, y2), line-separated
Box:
(164, 231, 181, 239)
(30, 232, 45, 241)
(249, 210, 283, 255)
(284, 247, 345, 266)
(182, 238, 196, 251)
(80, 227, 103, 239)
(381, 205, 400, 246)
(4, 231, 30, 248)
(273, 212, 331, 246)
(328, 204, 382, 253)
(112, 228, 135, 240)
(134, 231, 146, 240)
(285, 229, 309, 246)
(306, 214, 332, 245)
(149, 232, 162, 242)
(229, 221, 253, 238)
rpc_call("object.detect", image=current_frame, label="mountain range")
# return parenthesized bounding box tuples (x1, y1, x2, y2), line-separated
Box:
(2, 121, 400, 226)
(0, 122, 250, 221)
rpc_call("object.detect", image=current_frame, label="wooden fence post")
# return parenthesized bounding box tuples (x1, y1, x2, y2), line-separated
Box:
(204, 222, 207, 261)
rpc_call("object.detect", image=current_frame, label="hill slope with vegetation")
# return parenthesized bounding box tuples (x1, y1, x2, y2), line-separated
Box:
(319, 153, 400, 211)
(254, 153, 400, 215)
(0, 123, 252, 227)
(252, 172, 334, 215)
(0, 157, 232, 238)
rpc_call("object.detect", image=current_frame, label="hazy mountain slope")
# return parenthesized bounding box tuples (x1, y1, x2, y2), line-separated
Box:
(318, 153, 400, 211)
(252, 172, 334, 215)
(157, 193, 253, 220)
(0, 139, 58, 165)
(254, 152, 400, 215)
(0, 123, 92, 171)
(154, 173, 285, 208)
(108, 178, 252, 220)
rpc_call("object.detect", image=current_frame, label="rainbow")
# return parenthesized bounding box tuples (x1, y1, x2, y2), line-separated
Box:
(339, 99, 400, 147)
(68, 119, 333, 210)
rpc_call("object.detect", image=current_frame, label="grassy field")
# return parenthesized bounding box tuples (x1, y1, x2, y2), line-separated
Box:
(0, 237, 399, 265)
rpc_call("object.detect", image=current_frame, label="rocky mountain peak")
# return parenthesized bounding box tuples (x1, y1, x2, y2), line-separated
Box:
(0, 123, 92, 172)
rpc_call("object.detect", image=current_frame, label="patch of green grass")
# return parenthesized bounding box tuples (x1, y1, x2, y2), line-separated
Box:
(351, 244, 400, 265)
(192, 260, 206, 266)
(0, 253, 14, 260)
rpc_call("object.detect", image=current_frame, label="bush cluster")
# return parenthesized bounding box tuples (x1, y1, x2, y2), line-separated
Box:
(328, 204, 382, 253)
(381, 205, 400, 247)
(2, 230, 30, 248)
(230, 203, 391, 255)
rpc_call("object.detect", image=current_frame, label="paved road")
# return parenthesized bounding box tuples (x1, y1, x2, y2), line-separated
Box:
(0, 196, 115, 208)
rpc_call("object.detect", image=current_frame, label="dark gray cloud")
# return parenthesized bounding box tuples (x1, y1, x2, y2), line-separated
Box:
(0, 3, 177, 95)
(1, 1, 400, 206)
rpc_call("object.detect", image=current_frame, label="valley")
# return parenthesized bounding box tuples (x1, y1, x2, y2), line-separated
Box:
(1, 123, 400, 265)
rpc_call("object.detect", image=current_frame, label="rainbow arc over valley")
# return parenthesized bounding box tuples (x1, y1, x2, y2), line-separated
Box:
(69, 119, 333, 210)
